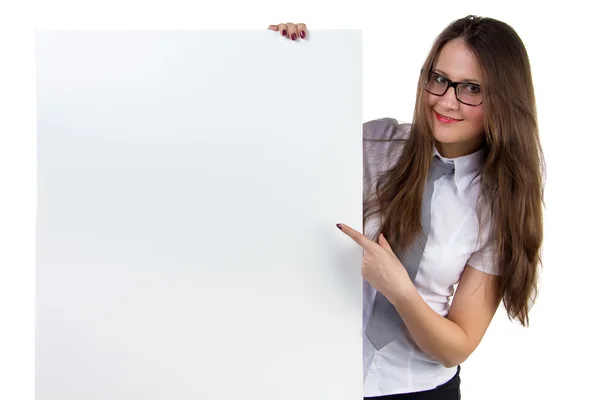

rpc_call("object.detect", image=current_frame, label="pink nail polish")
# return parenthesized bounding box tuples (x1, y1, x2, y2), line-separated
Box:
(300, 31, 306, 39)
(336, 224, 342, 230)
(291, 33, 297, 41)
(282, 29, 287, 36)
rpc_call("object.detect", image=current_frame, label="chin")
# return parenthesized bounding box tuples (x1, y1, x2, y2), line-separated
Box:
(431, 122, 462, 144)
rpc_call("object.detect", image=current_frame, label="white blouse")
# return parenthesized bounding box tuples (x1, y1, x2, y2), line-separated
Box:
(361, 118, 498, 396)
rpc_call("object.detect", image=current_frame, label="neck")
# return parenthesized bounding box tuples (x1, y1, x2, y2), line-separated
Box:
(434, 136, 485, 159)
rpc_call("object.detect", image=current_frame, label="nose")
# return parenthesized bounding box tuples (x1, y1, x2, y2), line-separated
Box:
(438, 86, 460, 110)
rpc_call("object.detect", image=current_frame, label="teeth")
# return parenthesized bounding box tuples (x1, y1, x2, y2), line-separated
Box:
(437, 112, 458, 121)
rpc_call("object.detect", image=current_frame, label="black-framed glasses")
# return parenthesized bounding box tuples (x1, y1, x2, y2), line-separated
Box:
(425, 71, 483, 106)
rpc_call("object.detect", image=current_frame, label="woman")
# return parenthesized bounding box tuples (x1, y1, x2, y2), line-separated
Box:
(269, 15, 545, 399)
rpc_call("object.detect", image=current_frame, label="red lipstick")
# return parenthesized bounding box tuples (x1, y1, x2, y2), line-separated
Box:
(435, 111, 462, 124)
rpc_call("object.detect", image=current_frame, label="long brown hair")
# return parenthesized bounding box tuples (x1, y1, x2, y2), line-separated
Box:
(363, 15, 545, 327)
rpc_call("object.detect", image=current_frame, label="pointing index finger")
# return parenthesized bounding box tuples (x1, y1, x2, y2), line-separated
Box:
(336, 223, 375, 250)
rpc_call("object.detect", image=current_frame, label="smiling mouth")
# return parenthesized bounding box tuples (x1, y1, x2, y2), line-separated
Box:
(434, 111, 463, 123)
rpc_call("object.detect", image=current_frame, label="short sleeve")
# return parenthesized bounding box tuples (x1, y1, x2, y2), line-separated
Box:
(467, 240, 500, 276)
(467, 215, 501, 276)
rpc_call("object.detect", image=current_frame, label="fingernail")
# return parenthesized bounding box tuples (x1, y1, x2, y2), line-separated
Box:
(282, 29, 287, 36)
(291, 33, 297, 41)
(336, 224, 342, 230)
(300, 31, 306, 39)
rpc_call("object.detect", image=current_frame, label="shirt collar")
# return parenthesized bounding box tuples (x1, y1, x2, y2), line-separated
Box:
(432, 145, 485, 192)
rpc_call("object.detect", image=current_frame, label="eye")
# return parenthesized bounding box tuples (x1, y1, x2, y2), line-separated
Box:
(465, 84, 480, 94)
(435, 75, 448, 84)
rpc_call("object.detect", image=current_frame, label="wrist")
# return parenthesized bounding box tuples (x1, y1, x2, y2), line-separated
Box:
(387, 278, 418, 310)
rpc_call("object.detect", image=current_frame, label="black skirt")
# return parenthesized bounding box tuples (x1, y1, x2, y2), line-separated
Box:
(364, 365, 461, 400)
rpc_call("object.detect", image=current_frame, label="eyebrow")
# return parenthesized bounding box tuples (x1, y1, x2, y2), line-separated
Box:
(433, 69, 481, 85)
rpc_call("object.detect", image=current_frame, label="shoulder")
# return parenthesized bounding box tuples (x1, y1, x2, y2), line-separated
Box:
(362, 118, 412, 200)
(363, 117, 412, 141)
(362, 118, 412, 171)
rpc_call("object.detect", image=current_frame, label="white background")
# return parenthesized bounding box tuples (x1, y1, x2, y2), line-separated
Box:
(1, 0, 598, 399)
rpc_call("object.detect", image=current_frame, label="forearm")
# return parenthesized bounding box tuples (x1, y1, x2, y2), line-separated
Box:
(388, 284, 471, 368)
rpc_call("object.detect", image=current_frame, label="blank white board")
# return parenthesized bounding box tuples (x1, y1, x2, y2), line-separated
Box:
(35, 30, 363, 399)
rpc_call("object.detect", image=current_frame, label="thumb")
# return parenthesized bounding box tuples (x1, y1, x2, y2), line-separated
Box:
(378, 233, 395, 255)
